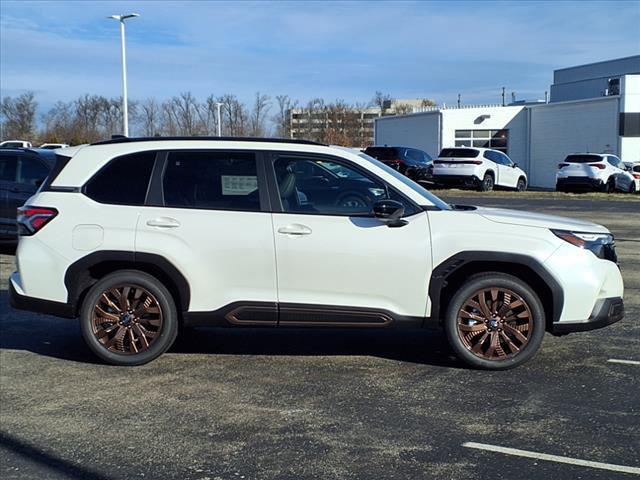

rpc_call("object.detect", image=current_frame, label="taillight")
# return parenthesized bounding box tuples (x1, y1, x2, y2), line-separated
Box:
(590, 163, 606, 170)
(558, 163, 569, 168)
(17, 206, 58, 236)
(633, 173, 640, 180)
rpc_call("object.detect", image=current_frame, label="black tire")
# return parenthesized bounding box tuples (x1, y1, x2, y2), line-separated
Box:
(443, 273, 545, 370)
(629, 182, 636, 194)
(479, 173, 494, 192)
(79, 270, 178, 366)
(516, 177, 527, 192)
(604, 179, 615, 193)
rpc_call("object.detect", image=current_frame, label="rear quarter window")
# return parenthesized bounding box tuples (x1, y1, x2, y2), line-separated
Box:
(363, 147, 400, 160)
(84, 151, 156, 205)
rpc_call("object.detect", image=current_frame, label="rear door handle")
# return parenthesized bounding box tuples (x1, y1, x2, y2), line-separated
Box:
(146, 217, 181, 228)
(277, 224, 312, 236)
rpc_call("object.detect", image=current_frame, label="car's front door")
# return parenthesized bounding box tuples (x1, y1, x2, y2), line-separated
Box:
(135, 150, 278, 320)
(608, 156, 631, 191)
(495, 152, 519, 188)
(268, 153, 432, 325)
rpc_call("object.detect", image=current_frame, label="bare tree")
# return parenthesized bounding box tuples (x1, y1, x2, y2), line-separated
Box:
(421, 98, 436, 107)
(273, 95, 296, 138)
(137, 98, 161, 136)
(218, 94, 247, 136)
(371, 91, 392, 115)
(1, 92, 37, 140)
(249, 92, 271, 137)
(171, 92, 202, 136)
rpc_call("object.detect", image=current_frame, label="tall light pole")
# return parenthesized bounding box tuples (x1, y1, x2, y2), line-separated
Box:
(215, 102, 223, 136)
(108, 13, 139, 137)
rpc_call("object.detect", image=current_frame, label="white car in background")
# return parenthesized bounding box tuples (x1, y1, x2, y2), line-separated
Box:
(433, 147, 527, 192)
(625, 162, 640, 193)
(556, 154, 635, 193)
(0, 140, 32, 148)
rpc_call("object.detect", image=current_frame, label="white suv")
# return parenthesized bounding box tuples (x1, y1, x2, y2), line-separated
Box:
(10, 138, 624, 369)
(556, 153, 635, 193)
(433, 147, 527, 192)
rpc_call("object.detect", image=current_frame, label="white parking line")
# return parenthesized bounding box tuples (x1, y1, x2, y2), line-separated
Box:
(608, 359, 640, 366)
(462, 442, 640, 475)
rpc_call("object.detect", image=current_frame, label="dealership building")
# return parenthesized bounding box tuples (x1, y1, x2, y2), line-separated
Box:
(374, 55, 640, 188)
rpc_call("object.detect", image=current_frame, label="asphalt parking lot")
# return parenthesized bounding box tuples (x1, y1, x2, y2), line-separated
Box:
(1, 191, 638, 480)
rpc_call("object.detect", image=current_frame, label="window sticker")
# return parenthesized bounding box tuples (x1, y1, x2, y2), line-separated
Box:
(221, 175, 258, 195)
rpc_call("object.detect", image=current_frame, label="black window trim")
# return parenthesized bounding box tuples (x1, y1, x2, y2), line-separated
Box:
(263, 151, 422, 218)
(145, 148, 271, 213)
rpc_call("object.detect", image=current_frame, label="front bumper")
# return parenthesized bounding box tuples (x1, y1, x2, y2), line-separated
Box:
(556, 177, 603, 191)
(551, 297, 624, 335)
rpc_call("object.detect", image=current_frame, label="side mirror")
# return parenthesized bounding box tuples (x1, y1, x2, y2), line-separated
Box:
(373, 200, 407, 227)
(512, 163, 518, 168)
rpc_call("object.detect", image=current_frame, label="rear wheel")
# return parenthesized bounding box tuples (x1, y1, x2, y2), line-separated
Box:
(80, 270, 178, 366)
(444, 273, 545, 370)
(604, 178, 615, 193)
(479, 173, 494, 192)
(629, 182, 636, 194)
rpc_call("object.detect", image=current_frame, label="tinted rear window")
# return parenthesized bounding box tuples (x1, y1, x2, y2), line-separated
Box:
(162, 151, 260, 211)
(363, 147, 400, 160)
(565, 154, 603, 163)
(85, 151, 156, 205)
(439, 148, 479, 158)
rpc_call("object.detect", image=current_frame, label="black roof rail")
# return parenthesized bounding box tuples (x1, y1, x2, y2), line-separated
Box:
(90, 136, 326, 146)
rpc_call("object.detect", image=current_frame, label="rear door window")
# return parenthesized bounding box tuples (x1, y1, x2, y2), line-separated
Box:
(162, 151, 261, 211)
(85, 151, 156, 205)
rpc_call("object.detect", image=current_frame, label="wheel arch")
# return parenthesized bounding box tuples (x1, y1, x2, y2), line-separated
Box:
(64, 250, 191, 317)
(429, 252, 563, 332)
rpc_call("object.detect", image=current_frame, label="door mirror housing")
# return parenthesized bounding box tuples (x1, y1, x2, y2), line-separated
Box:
(373, 200, 407, 227)
(512, 163, 518, 168)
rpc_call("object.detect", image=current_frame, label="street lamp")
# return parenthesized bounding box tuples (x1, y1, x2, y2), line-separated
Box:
(107, 13, 139, 137)
(215, 102, 223, 136)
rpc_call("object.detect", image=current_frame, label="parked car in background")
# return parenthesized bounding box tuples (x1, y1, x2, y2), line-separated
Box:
(39, 143, 70, 150)
(0, 140, 32, 148)
(625, 162, 640, 193)
(556, 154, 635, 193)
(363, 146, 434, 183)
(432, 147, 527, 192)
(0, 148, 55, 243)
(9, 137, 624, 370)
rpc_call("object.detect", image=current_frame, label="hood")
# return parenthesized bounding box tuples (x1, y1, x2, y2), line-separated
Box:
(476, 207, 609, 233)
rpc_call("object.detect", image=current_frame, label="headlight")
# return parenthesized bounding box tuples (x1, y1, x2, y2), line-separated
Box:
(551, 229, 617, 262)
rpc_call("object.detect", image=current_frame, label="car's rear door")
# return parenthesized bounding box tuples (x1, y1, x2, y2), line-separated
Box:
(135, 150, 278, 320)
(267, 152, 432, 325)
(608, 156, 631, 191)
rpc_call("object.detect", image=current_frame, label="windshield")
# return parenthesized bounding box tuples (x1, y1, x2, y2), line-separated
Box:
(358, 153, 451, 210)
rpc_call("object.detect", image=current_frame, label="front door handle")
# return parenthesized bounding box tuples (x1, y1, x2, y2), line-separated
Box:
(146, 217, 181, 228)
(277, 224, 312, 236)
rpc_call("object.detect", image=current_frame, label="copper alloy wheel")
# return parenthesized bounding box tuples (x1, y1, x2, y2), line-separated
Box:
(91, 284, 163, 355)
(456, 287, 533, 360)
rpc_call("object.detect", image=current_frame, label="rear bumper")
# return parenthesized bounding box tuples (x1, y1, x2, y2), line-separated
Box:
(9, 273, 74, 318)
(433, 174, 481, 187)
(551, 297, 624, 335)
(556, 177, 603, 191)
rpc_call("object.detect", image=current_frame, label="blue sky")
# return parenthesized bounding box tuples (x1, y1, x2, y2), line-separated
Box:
(1, 0, 639, 115)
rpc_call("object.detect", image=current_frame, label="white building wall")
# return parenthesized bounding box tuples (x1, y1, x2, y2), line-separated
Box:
(528, 97, 620, 188)
(440, 106, 528, 171)
(374, 112, 441, 157)
(620, 74, 640, 162)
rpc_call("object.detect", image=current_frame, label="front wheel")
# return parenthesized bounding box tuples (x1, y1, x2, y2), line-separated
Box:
(443, 273, 545, 370)
(79, 270, 178, 366)
(629, 182, 636, 194)
(516, 178, 527, 192)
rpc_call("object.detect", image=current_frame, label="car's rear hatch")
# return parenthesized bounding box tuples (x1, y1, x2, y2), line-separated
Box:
(558, 154, 605, 177)
(433, 148, 481, 169)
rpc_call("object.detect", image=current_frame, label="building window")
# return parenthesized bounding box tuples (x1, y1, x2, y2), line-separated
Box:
(455, 129, 508, 154)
